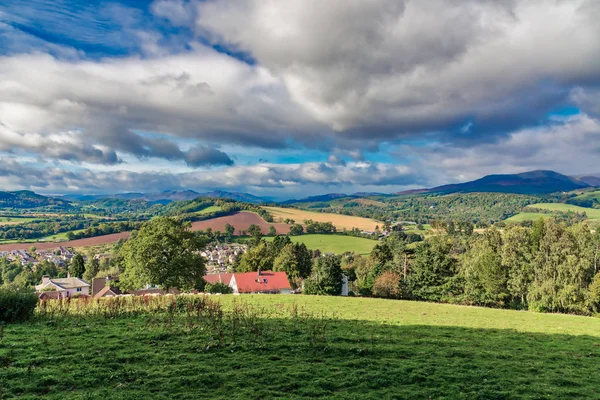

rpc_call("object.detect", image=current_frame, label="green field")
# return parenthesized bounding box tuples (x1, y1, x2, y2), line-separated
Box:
(4, 295, 600, 398)
(0, 216, 38, 225)
(38, 228, 87, 242)
(530, 203, 600, 219)
(572, 189, 600, 202)
(265, 234, 378, 255)
(505, 212, 556, 222)
(197, 205, 223, 215)
(506, 202, 600, 222)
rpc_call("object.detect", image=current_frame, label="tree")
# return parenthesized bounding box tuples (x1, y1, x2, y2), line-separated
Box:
(406, 236, 459, 301)
(236, 241, 274, 272)
(83, 257, 100, 282)
(502, 226, 533, 306)
(118, 217, 207, 292)
(273, 243, 313, 288)
(304, 254, 342, 295)
(224, 223, 235, 238)
(461, 236, 507, 306)
(268, 226, 277, 237)
(70, 253, 85, 278)
(289, 224, 304, 236)
(248, 224, 263, 247)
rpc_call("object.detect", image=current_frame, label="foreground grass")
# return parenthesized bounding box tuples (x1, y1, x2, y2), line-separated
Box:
(3, 296, 600, 399)
(265, 234, 378, 255)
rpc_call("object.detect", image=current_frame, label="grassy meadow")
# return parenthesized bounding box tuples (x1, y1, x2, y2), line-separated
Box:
(265, 234, 377, 255)
(264, 206, 381, 231)
(530, 203, 600, 219)
(197, 205, 223, 215)
(3, 295, 600, 399)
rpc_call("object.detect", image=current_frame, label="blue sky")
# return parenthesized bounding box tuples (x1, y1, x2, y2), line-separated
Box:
(0, 0, 599, 198)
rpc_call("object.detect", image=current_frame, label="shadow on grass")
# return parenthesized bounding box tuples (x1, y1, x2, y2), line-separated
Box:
(1, 316, 600, 399)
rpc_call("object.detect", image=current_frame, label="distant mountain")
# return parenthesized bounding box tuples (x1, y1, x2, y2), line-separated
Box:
(282, 193, 354, 204)
(63, 190, 271, 204)
(0, 190, 71, 209)
(397, 170, 590, 195)
(578, 175, 600, 187)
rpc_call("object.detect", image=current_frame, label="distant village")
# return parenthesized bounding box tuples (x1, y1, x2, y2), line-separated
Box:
(0, 247, 77, 267)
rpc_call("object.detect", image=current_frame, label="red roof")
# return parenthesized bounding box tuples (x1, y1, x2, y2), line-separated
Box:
(232, 271, 291, 293)
(204, 273, 234, 286)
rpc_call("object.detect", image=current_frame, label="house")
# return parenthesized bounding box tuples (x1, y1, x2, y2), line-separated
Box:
(204, 271, 291, 294)
(35, 276, 90, 297)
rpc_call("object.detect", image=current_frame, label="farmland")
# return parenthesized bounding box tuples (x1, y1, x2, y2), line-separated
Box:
(3, 295, 600, 398)
(505, 212, 556, 222)
(191, 212, 290, 235)
(529, 203, 600, 219)
(264, 206, 381, 231)
(265, 234, 377, 255)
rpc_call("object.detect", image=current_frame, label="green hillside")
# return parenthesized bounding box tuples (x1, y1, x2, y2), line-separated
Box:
(4, 295, 600, 398)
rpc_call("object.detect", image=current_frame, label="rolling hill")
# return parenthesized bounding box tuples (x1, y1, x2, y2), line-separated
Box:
(0, 190, 71, 209)
(398, 170, 590, 195)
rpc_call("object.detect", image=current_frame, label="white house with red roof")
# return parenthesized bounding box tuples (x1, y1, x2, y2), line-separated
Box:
(204, 270, 292, 294)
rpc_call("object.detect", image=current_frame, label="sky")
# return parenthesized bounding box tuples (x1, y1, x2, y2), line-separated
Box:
(0, 0, 599, 199)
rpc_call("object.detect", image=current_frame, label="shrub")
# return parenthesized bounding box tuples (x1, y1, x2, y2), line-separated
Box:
(205, 282, 233, 294)
(372, 272, 402, 299)
(0, 285, 38, 323)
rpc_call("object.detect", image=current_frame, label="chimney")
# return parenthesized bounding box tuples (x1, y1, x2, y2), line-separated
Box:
(42, 275, 50, 285)
(257, 269, 261, 277)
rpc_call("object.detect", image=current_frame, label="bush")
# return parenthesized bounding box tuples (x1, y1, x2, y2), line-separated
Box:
(372, 272, 403, 299)
(205, 282, 233, 294)
(0, 285, 38, 323)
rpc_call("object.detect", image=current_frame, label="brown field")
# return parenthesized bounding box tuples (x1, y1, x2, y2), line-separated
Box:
(264, 206, 381, 231)
(0, 212, 288, 251)
(0, 232, 132, 252)
(355, 198, 386, 207)
(191, 212, 290, 235)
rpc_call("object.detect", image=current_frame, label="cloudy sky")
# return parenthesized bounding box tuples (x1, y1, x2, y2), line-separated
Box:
(1, 0, 599, 199)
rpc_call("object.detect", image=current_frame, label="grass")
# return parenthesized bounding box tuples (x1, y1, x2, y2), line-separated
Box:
(0, 217, 38, 226)
(37, 229, 87, 242)
(197, 205, 223, 215)
(529, 203, 600, 219)
(3, 295, 600, 398)
(505, 212, 557, 222)
(572, 189, 600, 202)
(264, 206, 381, 231)
(265, 234, 378, 255)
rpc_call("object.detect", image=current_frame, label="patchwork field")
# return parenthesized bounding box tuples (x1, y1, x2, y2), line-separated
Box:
(191, 211, 290, 235)
(264, 206, 381, 231)
(3, 295, 600, 398)
(265, 234, 377, 255)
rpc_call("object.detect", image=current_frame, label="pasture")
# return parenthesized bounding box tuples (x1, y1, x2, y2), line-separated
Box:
(529, 203, 600, 219)
(3, 295, 600, 398)
(264, 206, 381, 231)
(505, 212, 556, 222)
(265, 234, 378, 255)
(196, 205, 223, 214)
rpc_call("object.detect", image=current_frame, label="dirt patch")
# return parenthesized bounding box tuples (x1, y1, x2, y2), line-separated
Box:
(0, 232, 132, 252)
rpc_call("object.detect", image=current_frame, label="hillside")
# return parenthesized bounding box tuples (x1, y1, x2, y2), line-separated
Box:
(399, 170, 589, 195)
(5, 295, 600, 398)
(0, 190, 71, 209)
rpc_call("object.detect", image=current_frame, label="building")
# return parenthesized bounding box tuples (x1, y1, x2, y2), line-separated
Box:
(35, 276, 90, 297)
(205, 270, 292, 294)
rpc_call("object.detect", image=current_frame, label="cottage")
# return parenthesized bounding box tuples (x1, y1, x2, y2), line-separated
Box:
(205, 270, 292, 294)
(35, 276, 90, 297)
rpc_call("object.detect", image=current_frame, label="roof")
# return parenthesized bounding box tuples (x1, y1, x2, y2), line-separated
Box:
(35, 277, 90, 292)
(95, 285, 123, 298)
(204, 273, 234, 286)
(233, 271, 291, 293)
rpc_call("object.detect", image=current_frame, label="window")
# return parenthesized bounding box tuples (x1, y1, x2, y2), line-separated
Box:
(77, 288, 82, 292)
